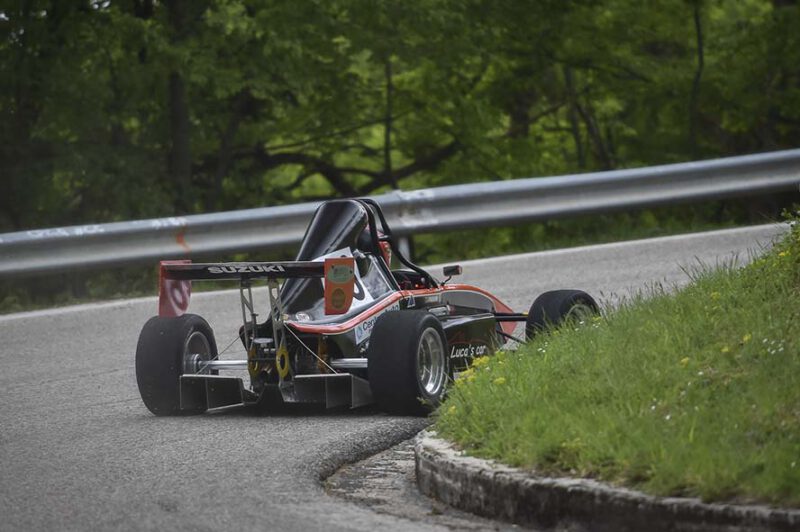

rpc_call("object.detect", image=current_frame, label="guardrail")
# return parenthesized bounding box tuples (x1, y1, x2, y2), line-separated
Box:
(1, 149, 799, 277)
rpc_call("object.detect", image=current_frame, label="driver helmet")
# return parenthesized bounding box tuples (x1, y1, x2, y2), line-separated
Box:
(357, 227, 392, 267)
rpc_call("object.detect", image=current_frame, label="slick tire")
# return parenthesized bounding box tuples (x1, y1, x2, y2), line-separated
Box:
(525, 289, 599, 340)
(368, 311, 450, 416)
(135, 314, 218, 416)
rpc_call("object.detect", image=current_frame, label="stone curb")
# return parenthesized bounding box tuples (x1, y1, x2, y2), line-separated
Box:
(414, 430, 800, 532)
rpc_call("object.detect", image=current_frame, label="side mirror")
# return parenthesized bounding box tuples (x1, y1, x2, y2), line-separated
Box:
(442, 265, 462, 277)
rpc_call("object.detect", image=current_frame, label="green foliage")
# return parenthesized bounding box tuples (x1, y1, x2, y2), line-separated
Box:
(436, 219, 800, 506)
(1, 0, 798, 233)
(2, 1, 798, 309)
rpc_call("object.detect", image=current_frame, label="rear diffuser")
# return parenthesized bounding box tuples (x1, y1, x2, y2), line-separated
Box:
(180, 373, 373, 411)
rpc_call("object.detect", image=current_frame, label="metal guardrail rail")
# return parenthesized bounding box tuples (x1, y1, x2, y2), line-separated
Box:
(1, 149, 799, 277)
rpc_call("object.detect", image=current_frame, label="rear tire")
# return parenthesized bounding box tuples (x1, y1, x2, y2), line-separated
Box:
(368, 311, 450, 416)
(135, 314, 218, 416)
(526, 290, 598, 340)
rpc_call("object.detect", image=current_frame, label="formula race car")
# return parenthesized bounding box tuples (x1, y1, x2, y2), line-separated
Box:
(135, 198, 598, 416)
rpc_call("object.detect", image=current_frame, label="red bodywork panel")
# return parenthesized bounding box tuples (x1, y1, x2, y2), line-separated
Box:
(159, 260, 192, 317)
(323, 257, 356, 315)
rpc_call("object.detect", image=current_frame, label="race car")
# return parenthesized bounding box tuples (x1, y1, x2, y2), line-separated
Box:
(135, 198, 598, 416)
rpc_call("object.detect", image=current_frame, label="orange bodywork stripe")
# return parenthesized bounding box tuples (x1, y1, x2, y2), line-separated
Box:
(286, 284, 517, 336)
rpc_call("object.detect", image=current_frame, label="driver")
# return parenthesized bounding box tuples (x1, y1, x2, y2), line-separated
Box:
(356, 227, 392, 267)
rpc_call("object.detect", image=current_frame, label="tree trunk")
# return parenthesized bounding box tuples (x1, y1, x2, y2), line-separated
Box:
(689, 1, 704, 157)
(384, 58, 398, 189)
(576, 100, 613, 170)
(166, 0, 192, 213)
(168, 72, 191, 212)
(563, 66, 586, 169)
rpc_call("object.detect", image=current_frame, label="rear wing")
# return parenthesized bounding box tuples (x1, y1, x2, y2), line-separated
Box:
(161, 260, 324, 281)
(158, 259, 354, 317)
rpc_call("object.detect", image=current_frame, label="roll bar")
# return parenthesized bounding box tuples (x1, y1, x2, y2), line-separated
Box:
(356, 198, 439, 288)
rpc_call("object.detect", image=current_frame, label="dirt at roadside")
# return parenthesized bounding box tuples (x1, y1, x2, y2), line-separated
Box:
(325, 438, 531, 531)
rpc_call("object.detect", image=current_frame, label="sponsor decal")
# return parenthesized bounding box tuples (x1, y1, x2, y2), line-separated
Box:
(317, 249, 376, 311)
(159, 260, 191, 317)
(354, 302, 400, 345)
(324, 257, 355, 315)
(159, 279, 191, 317)
(207, 264, 286, 274)
(449, 343, 489, 359)
(331, 288, 346, 308)
(326, 263, 354, 284)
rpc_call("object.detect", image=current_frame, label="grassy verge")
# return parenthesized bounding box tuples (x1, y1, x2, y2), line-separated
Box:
(435, 219, 800, 506)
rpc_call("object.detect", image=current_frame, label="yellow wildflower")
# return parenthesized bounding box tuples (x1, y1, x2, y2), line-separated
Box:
(455, 368, 474, 387)
(680, 357, 690, 367)
(493, 377, 507, 385)
(742, 333, 752, 344)
(472, 356, 490, 368)
(447, 405, 457, 415)
(721, 346, 730, 354)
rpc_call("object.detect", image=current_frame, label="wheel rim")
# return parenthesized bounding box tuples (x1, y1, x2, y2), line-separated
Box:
(416, 328, 446, 397)
(183, 330, 212, 374)
(565, 302, 596, 324)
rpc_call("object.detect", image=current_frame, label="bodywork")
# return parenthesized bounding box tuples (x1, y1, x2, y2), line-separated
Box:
(158, 199, 523, 411)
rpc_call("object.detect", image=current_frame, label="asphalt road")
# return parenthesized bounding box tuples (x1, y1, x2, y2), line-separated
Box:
(0, 223, 786, 531)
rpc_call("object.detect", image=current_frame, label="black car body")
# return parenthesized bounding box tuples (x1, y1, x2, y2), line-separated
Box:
(135, 199, 596, 415)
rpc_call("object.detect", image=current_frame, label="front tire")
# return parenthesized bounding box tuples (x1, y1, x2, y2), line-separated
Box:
(368, 311, 450, 416)
(526, 290, 598, 340)
(135, 313, 218, 416)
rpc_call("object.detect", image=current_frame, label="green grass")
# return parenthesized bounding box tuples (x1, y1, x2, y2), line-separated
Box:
(435, 220, 800, 507)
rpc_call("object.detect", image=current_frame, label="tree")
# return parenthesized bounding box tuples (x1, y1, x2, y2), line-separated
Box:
(0, 0, 797, 233)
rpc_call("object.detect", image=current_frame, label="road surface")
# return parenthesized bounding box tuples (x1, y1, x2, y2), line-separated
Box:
(0, 224, 785, 531)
